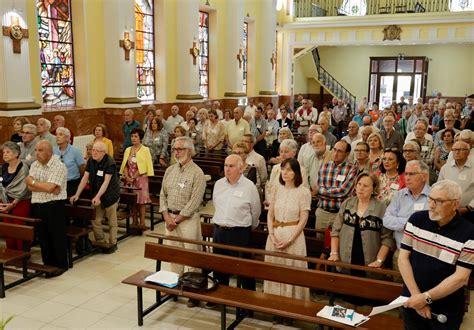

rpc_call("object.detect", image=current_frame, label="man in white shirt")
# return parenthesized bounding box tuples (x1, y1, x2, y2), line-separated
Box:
(166, 105, 184, 133)
(244, 98, 257, 118)
(212, 154, 261, 291)
(212, 101, 224, 120)
(265, 109, 279, 146)
(297, 124, 320, 174)
(295, 99, 318, 135)
(242, 134, 268, 197)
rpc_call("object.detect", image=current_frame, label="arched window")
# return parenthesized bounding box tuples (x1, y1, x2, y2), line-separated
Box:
(243, 22, 248, 94)
(37, 0, 75, 107)
(198, 11, 209, 99)
(135, 0, 155, 101)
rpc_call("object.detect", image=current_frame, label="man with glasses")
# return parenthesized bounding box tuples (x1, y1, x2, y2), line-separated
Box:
(19, 123, 39, 166)
(411, 120, 435, 167)
(70, 141, 120, 253)
(307, 133, 332, 195)
(342, 121, 361, 145)
(438, 141, 473, 218)
(241, 134, 267, 197)
(406, 104, 428, 134)
(383, 160, 430, 271)
(159, 137, 206, 308)
(380, 114, 404, 150)
(434, 110, 460, 145)
(249, 106, 268, 157)
(298, 124, 321, 178)
(315, 140, 356, 230)
(399, 180, 473, 330)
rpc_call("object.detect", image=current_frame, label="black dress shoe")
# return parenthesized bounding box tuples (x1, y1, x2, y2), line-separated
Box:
(205, 302, 216, 309)
(102, 244, 118, 254)
(45, 268, 67, 278)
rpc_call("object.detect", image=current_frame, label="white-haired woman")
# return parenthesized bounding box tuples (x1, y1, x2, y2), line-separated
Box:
(269, 127, 294, 165)
(265, 139, 309, 204)
(203, 109, 226, 151)
(0, 141, 32, 250)
(196, 108, 209, 131)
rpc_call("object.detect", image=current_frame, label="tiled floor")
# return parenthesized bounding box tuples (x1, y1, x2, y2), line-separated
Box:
(1, 214, 473, 329)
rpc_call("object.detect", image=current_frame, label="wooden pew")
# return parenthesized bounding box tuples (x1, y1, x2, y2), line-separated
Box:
(148, 178, 163, 231)
(123, 236, 403, 329)
(0, 222, 35, 298)
(65, 203, 96, 268)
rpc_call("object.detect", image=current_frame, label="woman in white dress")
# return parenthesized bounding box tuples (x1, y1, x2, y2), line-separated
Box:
(264, 157, 311, 324)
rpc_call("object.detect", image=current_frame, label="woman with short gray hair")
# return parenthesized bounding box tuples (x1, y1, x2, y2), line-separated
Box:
(0, 141, 32, 250)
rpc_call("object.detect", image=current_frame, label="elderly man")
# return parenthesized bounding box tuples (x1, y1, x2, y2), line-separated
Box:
(180, 110, 195, 131)
(159, 137, 206, 306)
(380, 114, 404, 150)
(407, 103, 428, 134)
(265, 109, 279, 146)
(226, 107, 250, 151)
(399, 180, 473, 330)
(295, 99, 318, 135)
(411, 120, 435, 167)
(383, 160, 430, 270)
(212, 100, 224, 120)
(122, 109, 141, 149)
(166, 105, 184, 132)
(244, 98, 257, 118)
(315, 140, 357, 229)
(249, 105, 268, 157)
(70, 141, 121, 253)
(342, 121, 361, 145)
(212, 154, 261, 292)
(242, 134, 268, 196)
(19, 123, 39, 166)
(318, 116, 337, 148)
(352, 104, 370, 127)
(26, 140, 68, 276)
(51, 115, 74, 143)
(53, 127, 85, 197)
(438, 141, 473, 217)
(332, 99, 348, 138)
(434, 110, 460, 145)
(308, 133, 332, 195)
(298, 124, 320, 173)
(37, 118, 57, 147)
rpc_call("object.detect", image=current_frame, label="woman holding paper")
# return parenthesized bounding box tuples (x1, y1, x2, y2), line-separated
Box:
(329, 172, 394, 305)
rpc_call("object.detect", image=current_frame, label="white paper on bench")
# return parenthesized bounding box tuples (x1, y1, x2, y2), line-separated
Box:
(317, 305, 369, 327)
(145, 270, 179, 288)
(369, 296, 409, 316)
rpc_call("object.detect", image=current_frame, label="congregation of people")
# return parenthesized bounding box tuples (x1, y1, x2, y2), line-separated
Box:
(1, 94, 473, 328)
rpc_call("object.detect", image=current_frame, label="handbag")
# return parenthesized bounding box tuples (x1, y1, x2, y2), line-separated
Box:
(178, 272, 218, 292)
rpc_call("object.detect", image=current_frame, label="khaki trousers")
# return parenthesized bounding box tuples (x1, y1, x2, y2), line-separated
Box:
(165, 212, 202, 275)
(315, 208, 338, 230)
(92, 201, 118, 245)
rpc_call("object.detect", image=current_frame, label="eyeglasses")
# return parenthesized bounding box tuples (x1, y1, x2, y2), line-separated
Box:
(60, 155, 64, 162)
(21, 131, 33, 135)
(384, 148, 400, 152)
(172, 147, 186, 152)
(92, 149, 105, 153)
(403, 149, 416, 153)
(452, 148, 469, 152)
(354, 149, 368, 152)
(444, 119, 454, 122)
(405, 172, 422, 176)
(428, 196, 455, 206)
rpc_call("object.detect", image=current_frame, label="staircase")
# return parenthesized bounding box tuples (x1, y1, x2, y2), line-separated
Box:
(311, 48, 357, 111)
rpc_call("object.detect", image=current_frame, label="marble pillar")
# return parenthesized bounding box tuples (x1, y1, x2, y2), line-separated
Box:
(103, 0, 140, 107)
(257, 0, 277, 96)
(0, 0, 41, 116)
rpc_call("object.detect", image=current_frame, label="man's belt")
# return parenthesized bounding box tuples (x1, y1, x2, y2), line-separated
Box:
(322, 208, 338, 214)
(214, 224, 250, 231)
(273, 220, 299, 227)
(167, 209, 181, 215)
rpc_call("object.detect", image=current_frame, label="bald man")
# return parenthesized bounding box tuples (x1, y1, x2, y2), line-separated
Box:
(26, 140, 68, 276)
(123, 109, 141, 149)
(225, 107, 250, 151)
(51, 114, 74, 143)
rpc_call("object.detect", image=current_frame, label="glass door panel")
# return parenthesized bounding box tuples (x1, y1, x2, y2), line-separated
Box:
(396, 75, 412, 101)
(379, 75, 394, 108)
(414, 74, 422, 101)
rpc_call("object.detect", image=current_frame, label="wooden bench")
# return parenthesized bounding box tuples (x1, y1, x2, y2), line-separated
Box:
(0, 222, 36, 298)
(148, 178, 163, 231)
(123, 236, 403, 329)
(65, 203, 96, 268)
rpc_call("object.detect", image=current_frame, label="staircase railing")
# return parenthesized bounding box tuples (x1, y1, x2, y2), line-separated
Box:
(312, 48, 357, 111)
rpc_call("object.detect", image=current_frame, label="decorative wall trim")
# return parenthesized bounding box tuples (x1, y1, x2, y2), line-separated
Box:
(175, 94, 204, 100)
(103, 97, 141, 104)
(259, 90, 278, 95)
(0, 101, 41, 110)
(224, 92, 247, 97)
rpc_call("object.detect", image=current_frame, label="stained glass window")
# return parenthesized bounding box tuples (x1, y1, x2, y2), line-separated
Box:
(243, 22, 248, 94)
(135, 0, 155, 101)
(37, 0, 75, 107)
(198, 11, 209, 99)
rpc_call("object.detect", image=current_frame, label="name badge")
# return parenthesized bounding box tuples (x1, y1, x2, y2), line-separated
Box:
(191, 133, 196, 138)
(257, 124, 261, 129)
(422, 146, 429, 152)
(131, 157, 137, 163)
(178, 183, 185, 189)
(239, 127, 244, 131)
(413, 203, 424, 211)
(336, 175, 346, 182)
(154, 137, 161, 142)
(97, 170, 104, 177)
(458, 174, 467, 180)
(390, 183, 399, 190)
(26, 154, 32, 160)
(233, 190, 243, 198)
(283, 122, 288, 126)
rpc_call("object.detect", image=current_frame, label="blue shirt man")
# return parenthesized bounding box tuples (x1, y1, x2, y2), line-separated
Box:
(122, 109, 141, 149)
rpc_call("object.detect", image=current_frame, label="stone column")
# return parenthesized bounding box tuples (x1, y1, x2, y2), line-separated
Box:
(223, 1, 245, 98)
(175, 0, 202, 100)
(257, 0, 277, 96)
(0, 0, 41, 116)
(103, 0, 140, 107)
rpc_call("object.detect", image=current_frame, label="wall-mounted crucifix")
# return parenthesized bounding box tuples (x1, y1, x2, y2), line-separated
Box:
(119, 31, 134, 61)
(2, 16, 28, 54)
(236, 47, 244, 69)
(189, 40, 200, 65)
(270, 52, 277, 70)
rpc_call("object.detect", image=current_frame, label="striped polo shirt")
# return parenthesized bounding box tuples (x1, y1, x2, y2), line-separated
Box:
(401, 211, 474, 315)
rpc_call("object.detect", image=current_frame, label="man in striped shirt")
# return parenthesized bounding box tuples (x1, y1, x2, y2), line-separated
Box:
(399, 180, 473, 330)
(315, 140, 356, 230)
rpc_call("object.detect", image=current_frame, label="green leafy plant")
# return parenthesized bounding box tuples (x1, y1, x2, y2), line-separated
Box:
(0, 315, 14, 330)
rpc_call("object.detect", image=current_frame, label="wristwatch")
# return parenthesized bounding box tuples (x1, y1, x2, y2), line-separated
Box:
(424, 292, 433, 305)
